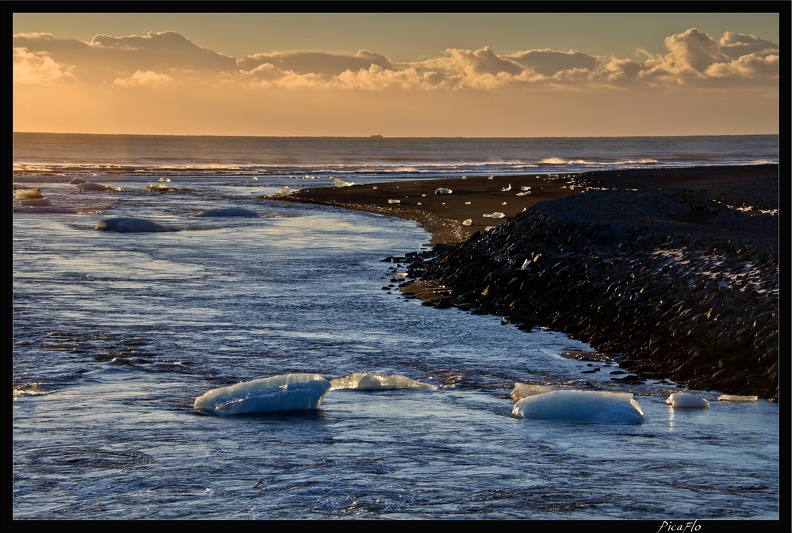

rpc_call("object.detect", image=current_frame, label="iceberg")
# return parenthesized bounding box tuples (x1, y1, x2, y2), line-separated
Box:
(717, 394, 758, 402)
(94, 217, 174, 232)
(194, 373, 331, 416)
(665, 392, 709, 408)
(333, 177, 355, 187)
(76, 181, 121, 192)
(512, 390, 644, 424)
(330, 372, 437, 390)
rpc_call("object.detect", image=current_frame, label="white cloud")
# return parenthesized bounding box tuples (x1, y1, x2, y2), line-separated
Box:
(113, 70, 175, 87)
(13, 47, 79, 84)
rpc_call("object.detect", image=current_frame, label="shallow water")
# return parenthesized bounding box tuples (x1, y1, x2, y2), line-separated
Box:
(12, 135, 780, 520)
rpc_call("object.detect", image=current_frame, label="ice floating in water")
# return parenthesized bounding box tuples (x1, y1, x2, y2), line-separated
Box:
(666, 392, 709, 408)
(19, 198, 52, 206)
(333, 177, 354, 187)
(434, 188, 453, 195)
(330, 372, 437, 391)
(146, 183, 178, 192)
(76, 181, 121, 192)
(717, 394, 758, 402)
(194, 373, 331, 416)
(510, 383, 558, 401)
(512, 390, 644, 424)
(191, 208, 259, 217)
(94, 217, 174, 232)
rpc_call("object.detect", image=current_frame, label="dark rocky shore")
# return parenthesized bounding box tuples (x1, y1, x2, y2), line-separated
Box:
(269, 164, 781, 401)
(398, 165, 780, 401)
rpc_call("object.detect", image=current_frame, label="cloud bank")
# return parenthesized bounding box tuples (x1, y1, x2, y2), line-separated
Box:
(13, 28, 779, 91)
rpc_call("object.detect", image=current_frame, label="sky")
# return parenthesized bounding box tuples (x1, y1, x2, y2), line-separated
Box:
(11, 10, 783, 137)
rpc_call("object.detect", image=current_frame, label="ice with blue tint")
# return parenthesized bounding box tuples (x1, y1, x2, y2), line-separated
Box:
(512, 390, 644, 424)
(329, 372, 437, 390)
(94, 217, 175, 232)
(194, 373, 332, 416)
(666, 392, 710, 408)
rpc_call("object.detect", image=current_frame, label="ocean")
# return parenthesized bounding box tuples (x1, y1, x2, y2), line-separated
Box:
(12, 133, 780, 520)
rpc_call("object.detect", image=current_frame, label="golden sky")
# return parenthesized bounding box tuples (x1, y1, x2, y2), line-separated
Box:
(12, 12, 781, 137)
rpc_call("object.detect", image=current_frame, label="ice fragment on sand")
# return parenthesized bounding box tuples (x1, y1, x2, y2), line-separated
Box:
(462, 219, 472, 226)
(388, 199, 401, 204)
(434, 188, 453, 195)
(512, 390, 644, 424)
(333, 177, 354, 187)
(278, 186, 293, 196)
(665, 392, 709, 408)
(194, 373, 331, 416)
(483, 212, 505, 219)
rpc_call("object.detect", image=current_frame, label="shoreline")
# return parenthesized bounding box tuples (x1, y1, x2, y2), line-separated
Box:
(263, 164, 779, 401)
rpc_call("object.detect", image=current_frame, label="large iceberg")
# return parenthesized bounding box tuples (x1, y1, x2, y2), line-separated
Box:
(512, 390, 644, 424)
(194, 373, 331, 416)
(330, 372, 437, 390)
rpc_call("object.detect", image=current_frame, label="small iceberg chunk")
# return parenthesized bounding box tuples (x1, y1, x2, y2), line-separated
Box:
(76, 181, 121, 192)
(333, 177, 355, 187)
(19, 198, 52, 206)
(94, 217, 173, 232)
(717, 394, 758, 402)
(512, 390, 644, 424)
(482, 212, 505, 219)
(666, 392, 709, 408)
(16, 187, 45, 200)
(434, 188, 453, 195)
(278, 186, 293, 196)
(462, 219, 472, 226)
(194, 373, 331, 416)
(146, 183, 179, 192)
(387, 199, 401, 204)
(330, 372, 437, 391)
(501, 184, 511, 192)
(191, 208, 259, 217)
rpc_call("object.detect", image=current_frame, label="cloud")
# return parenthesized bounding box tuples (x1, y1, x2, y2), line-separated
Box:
(639, 28, 778, 87)
(13, 31, 236, 84)
(13, 46, 79, 84)
(507, 49, 597, 75)
(113, 70, 175, 87)
(238, 49, 394, 77)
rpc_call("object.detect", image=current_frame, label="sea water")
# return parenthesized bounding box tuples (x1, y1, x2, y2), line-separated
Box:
(12, 133, 780, 520)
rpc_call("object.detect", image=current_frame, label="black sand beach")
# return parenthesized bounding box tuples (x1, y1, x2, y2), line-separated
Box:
(266, 164, 780, 401)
